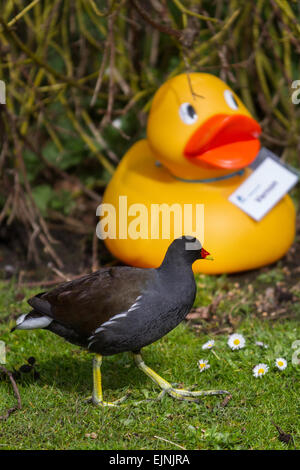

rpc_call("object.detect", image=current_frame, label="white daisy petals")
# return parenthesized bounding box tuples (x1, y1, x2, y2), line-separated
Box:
(198, 359, 210, 372)
(202, 339, 215, 350)
(197, 334, 288, 379)
(275, 358, 287, 370)
(228, 333, 246, 350)
(253, 363, 269, 378)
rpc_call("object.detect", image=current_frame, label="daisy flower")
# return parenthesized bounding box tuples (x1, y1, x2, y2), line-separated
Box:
(228, 333, 246, 350)
(253, 363, 269, 378)
(198, 359, 210, 372)
(275, 358, 287, 370)
(202, 339, 215, 350)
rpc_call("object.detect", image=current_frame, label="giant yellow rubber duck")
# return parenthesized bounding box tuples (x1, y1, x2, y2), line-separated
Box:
(101, 73, 295, 273)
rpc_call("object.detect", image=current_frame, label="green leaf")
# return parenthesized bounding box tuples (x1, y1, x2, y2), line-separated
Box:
(32, 184, 53, 216)
(43, 141, 84, 170)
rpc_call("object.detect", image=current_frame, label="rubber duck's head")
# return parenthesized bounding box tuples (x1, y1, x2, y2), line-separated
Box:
(147, 73, 261, 178)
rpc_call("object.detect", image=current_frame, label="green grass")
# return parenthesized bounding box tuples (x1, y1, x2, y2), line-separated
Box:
(0, 277, 299, 450)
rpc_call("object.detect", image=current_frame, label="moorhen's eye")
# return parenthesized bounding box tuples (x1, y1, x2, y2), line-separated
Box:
(179, 103, 198, 125)
(224, 90, 239, 110)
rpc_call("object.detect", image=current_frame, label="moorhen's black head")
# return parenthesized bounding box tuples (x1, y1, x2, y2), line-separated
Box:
(161, 236, 212, 267)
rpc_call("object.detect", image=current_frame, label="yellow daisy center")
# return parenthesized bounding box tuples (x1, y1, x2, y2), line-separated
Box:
(199, 363, 205, 368)
(258, 368, 264, 374)
(233, 339, 240, 345)
(278, 361, 283, 367)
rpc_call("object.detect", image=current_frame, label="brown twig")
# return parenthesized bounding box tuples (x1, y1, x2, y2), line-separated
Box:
(0, 365, 22, 421)
(100, 13, 116, 128)
(220, 394, 232, 408)
(90, 41, 109, 107)
(182, 54, 204, 100)
(92, 230, 100, 272)
(47, 262, 71, 282)
(130, 0, 182, 41)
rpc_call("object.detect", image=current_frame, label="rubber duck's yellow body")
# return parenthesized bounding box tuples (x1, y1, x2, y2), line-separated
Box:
(102, 74, 295, 273)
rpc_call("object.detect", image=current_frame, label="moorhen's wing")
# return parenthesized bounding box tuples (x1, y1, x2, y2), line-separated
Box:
(28, 267, 155, 336)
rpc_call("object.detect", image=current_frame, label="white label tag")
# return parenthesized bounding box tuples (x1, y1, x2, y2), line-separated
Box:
(229, 157, 298, 221)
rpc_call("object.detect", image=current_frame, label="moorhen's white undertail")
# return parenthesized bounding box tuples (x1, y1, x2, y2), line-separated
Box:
(12, 236, 229, 406)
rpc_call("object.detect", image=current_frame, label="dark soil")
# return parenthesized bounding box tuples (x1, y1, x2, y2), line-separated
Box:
(0, 220, 116, 283)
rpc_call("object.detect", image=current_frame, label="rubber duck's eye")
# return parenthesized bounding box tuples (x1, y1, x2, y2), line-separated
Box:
(179, 103, 198, 125)
(224, 90, 239, 110)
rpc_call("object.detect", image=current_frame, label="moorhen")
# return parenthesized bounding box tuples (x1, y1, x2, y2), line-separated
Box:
(12, 236, 228, 406)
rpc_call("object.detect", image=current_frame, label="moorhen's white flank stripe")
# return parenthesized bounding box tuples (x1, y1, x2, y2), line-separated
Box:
(97, 295, 143, 331)
(128, 295, 142, 312)
(88, 295, 144, 347)
(94, 313, 127, 331)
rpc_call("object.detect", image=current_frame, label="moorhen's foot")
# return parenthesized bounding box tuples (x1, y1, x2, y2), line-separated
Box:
(164, 387, 229, 402)
(84, 394, 129, 407)
(92, 394, 128, 407)
(133, 353, 229, 403)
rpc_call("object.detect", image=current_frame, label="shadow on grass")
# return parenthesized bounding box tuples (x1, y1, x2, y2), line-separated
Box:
(3, 327, 172, 400)
(28, 351, 150, 396)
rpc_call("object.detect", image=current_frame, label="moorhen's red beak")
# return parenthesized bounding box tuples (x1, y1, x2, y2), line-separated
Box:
(184, 114, 261, 170)
(201, 248, 213, 260)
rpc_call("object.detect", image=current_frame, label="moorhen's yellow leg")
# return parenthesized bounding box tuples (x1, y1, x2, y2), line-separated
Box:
(91, 354, 127, 407)
(133, 352, 229, 403)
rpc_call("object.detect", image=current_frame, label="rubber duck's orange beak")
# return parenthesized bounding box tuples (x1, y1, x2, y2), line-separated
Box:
(184, 114, 261, 170)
